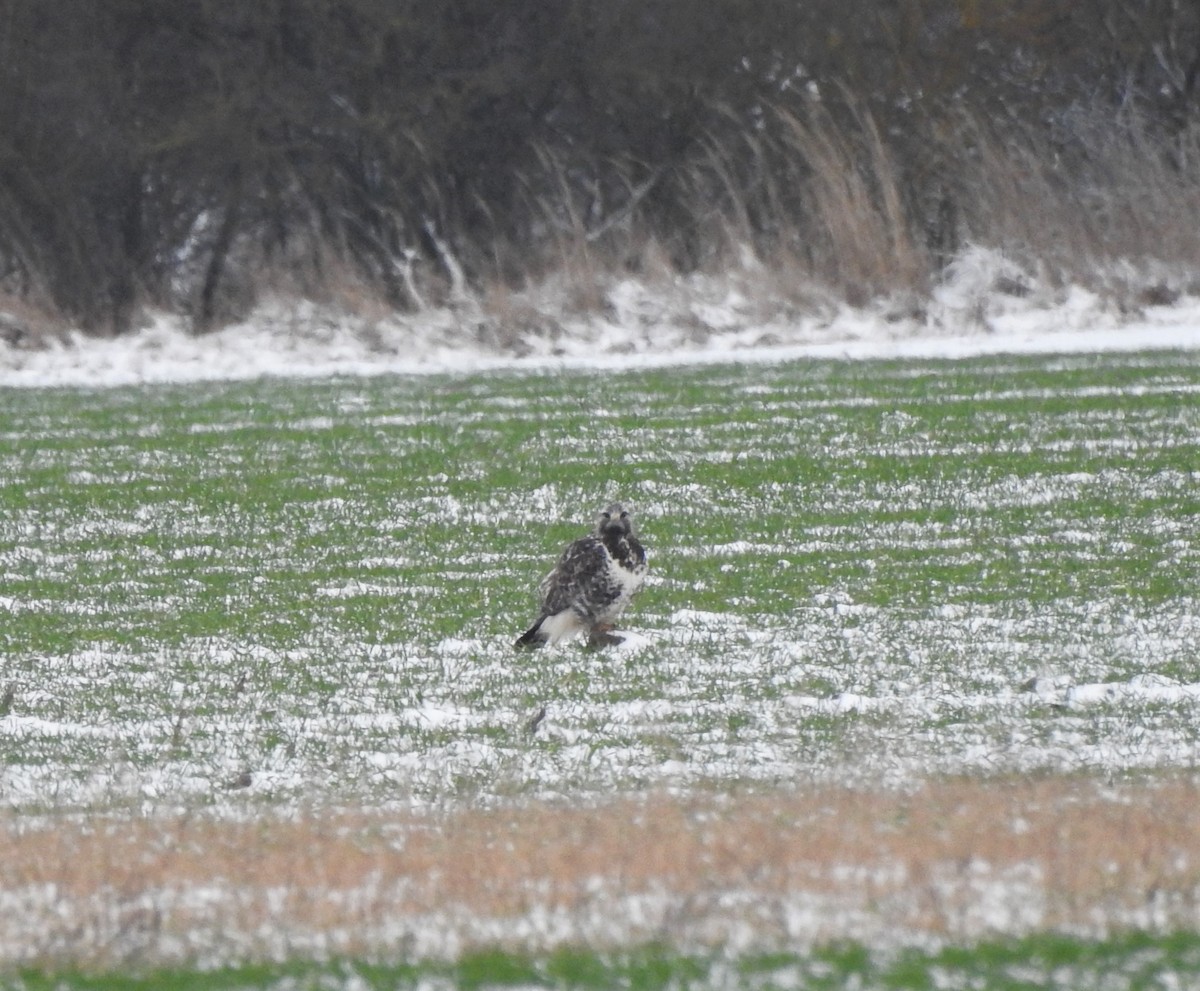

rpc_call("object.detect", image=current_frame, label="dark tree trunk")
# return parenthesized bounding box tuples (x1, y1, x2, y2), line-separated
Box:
(195, 172, 244, 334)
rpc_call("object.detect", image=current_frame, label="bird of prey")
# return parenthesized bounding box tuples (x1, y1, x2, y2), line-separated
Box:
(515, 503, 648, 649)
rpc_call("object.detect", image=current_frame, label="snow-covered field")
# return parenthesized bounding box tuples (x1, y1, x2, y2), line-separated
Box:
(1, 264, 1199, 974)
(0, 333, 1196, 816)
(4, 595, 1198, 819)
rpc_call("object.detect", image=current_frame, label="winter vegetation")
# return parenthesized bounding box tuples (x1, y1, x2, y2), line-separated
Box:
(4, 4, 1200, 989)
(1, 0, 1200, 343)
(2, 350, 1199, 987)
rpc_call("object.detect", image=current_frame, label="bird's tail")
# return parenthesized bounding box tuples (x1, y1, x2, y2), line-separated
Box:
(514, 617, 548, 650)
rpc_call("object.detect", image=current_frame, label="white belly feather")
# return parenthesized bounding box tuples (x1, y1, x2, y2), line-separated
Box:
(600, 553, 646, 619)
(537, 609, 589, 645)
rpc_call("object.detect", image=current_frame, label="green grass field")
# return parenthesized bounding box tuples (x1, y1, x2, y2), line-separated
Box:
(1, 349, 1199, 985)
(10, 932, 1200, 991)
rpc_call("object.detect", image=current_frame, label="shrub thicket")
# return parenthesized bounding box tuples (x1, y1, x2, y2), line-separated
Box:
(0, 0, 1198, 334)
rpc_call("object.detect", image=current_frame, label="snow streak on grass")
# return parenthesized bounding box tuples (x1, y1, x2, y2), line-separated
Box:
(0, 352, 1198, 816)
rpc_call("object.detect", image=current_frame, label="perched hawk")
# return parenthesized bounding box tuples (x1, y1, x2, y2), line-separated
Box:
(515, 503, 648, 649)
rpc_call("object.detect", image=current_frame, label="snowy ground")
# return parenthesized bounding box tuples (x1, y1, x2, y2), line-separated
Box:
(1, 260, 1199, 974)
(3, 249, 1200, 387)
(0, 348, 1196, 819)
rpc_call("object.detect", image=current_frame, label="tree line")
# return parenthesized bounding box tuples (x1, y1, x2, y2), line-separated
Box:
(1, 0, 1197, 335)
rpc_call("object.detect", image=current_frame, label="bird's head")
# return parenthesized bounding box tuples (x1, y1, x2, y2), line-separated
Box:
(595, 502, 634, 537)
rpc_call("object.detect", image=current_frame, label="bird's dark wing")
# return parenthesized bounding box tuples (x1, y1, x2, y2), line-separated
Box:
(625, 534, 647, 570)
(538, 536, 610, 617)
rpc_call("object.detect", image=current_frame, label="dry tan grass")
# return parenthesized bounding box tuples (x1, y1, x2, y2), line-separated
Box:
(0, 290, 71, 348)
(948, 113, 1200, 301)
(3, 775, 1200, 968)
(7, 103, 1200, 341)
(774, 107, 932, 303)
